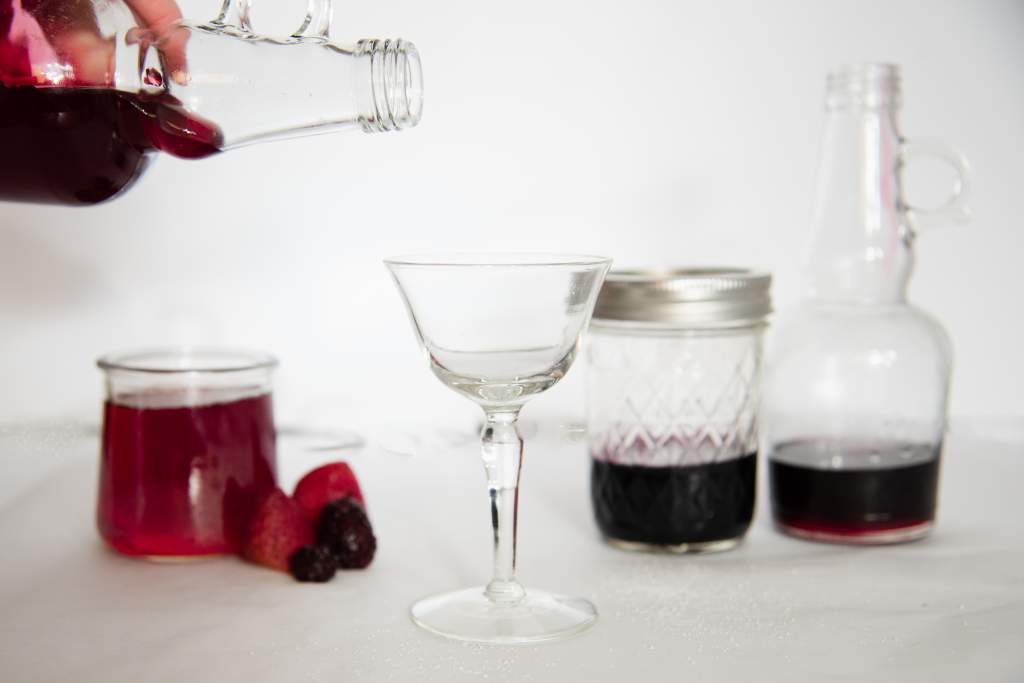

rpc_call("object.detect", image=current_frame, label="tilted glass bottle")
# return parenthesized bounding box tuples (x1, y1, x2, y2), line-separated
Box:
(761, 64, 970, 544)
(0, 0, 422, 205)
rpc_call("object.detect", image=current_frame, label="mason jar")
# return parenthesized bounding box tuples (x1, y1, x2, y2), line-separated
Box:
(586, 269, 772, 552)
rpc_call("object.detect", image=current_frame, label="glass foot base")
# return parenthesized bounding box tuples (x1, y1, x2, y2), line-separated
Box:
(605, 536, 743, 554)
(410, 587, 597, 644)
(775, 520, 934, 545)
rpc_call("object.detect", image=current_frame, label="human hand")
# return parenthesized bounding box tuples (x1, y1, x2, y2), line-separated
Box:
(0, 0, 186, 87)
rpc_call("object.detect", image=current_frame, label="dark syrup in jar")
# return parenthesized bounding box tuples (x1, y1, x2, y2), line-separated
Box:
(591, 451, 757, 548)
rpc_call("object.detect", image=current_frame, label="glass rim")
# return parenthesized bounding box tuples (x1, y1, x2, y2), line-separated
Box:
(383, 252, 612, 268)
(96, 347, 278, 374)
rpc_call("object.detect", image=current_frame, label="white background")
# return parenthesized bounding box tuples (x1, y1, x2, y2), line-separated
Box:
(1, 0, 1022, 431)
(2, 7, 1022, 679)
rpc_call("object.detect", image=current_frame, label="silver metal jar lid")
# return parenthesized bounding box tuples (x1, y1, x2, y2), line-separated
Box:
(592, 268, 772, 328)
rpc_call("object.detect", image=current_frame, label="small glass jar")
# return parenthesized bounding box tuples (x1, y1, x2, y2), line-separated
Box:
(586, 269, 772, 552)
(96, 348, 278, 558)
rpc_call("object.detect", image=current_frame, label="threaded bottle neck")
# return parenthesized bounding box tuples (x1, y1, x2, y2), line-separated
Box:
(826, 63, 901, 111)
(356, 38, 423, 133)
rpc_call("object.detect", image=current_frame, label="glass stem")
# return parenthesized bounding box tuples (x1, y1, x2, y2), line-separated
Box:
(481, 410, 526, 604)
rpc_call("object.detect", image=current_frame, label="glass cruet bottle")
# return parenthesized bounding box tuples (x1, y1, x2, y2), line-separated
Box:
(761, 63, 971, 545)
(0, 0, 422, 206)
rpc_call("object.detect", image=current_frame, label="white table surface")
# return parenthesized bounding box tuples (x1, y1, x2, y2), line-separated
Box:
(1, 418, 1022, 682)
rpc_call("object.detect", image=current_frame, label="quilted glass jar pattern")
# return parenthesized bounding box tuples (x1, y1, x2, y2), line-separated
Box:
(586, 269, 771, 552)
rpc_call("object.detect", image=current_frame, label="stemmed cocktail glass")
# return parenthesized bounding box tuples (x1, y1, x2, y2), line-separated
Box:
(385, 253, 611, 643)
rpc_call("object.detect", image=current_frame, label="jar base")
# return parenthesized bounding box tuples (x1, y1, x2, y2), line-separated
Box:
(140, 553, 227, 563)
(774, 519, 934, 545)
(603, 535, 744, 554)
(100, 536, 232, 560)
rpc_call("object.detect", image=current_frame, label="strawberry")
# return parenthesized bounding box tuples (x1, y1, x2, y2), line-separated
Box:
(243, 488, 314, 572)
(293, 462, 365, 522)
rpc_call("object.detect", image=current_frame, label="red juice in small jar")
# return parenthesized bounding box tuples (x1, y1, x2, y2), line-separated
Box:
(97, 391, 277, 557)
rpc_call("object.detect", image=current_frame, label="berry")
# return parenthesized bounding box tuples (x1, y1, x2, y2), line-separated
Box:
(293, 462, 365, 522)
(319, 496, 368, 530)
(329, 523, 377, 569)
(317, 497, 377, 569)
(243, 489, 314, 572)
(288, 545, 338, 582)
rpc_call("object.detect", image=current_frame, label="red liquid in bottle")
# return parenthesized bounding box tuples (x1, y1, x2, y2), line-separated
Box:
(0, 85, 222, 206)
(769, 439, 940, 543)
(97, 392, 277, 557)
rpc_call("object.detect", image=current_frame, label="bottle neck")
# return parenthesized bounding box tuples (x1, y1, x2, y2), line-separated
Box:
(806, 64, 911, 305)
(353, 38, 424, 134)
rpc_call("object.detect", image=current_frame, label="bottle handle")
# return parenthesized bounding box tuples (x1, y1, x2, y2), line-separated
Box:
(293, 0, 333, 39)
(210, 0, 249, 31)
(900, 140, 972, 230)
(210, 0, 333, 39)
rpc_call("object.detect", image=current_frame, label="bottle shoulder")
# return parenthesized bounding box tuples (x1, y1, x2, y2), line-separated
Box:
(774, 300, 948, 332)
(768, 300, 952, 361)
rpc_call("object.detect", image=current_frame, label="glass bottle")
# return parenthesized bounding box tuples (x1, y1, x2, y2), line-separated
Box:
(761, 64, 970, 544)
(0, 0, 422, 205)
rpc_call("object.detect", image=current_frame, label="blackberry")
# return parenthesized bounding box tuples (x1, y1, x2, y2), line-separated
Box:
(288, 544, 337, 582)
(334, 522, 377, 569)
(317, 497, 377, 569)
(319, 497, 368, 530)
